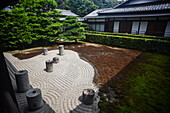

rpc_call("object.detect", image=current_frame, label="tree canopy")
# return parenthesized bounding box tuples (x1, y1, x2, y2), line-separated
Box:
(65, 0, 98, 17)
(56, 0, 124, 17)
(59, 16, 86, 42)
(0, 0, 62, 49)
(91, 0, 121, 8)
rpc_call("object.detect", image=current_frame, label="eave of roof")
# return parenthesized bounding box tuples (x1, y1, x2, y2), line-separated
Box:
(56, 9, 79, 17)
(84, 8, 112, 18)
(86, 13, 170, 19)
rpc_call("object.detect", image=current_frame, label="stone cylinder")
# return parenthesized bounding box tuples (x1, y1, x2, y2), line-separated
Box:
(43, 48, 48, 55)
(26, 88, 43, 111)
(53, 57, 59, 63)
(59, 45, 64, 55)
(15, 70, 31, 93)
(82, 89, 95, 105)
(46, 60, 53, 72)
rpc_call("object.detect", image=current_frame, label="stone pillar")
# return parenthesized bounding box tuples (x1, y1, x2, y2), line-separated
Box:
(15, 70, 31, 93)
(46, 60, 53, 72)
(26, 88, 43, 111)
(82, 89, 95, 105)
(53, 57, 59, 63)
(59, 45, 64, 55)
(43, 48, 48, 55)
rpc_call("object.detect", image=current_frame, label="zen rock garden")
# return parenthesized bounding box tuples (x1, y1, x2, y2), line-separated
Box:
(4, 45, 99, 113)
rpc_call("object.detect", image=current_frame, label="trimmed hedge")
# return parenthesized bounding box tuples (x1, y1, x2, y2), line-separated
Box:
(85, 33, 170, 55)
(89, 31, 170, 41)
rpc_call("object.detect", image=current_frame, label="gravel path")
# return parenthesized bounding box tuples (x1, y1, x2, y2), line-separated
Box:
(4, 50, 98, 113)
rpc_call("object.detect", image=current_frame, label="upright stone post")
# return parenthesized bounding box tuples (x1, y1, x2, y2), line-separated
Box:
(15, 70, 31, 93)
(46, 60, 53, 72)
(43, 48, 48, 55)
(82, 89, 95, 105)
(26, 88, 43, 111)
(59, 45, 64, 55)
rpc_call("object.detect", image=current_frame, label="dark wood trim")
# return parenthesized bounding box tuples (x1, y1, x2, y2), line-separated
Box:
(137, 18, 142, 34)
(146, 20, 167, 36)
(119, 21, 132, 33)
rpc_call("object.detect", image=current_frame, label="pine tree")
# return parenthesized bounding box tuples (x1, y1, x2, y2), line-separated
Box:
(59, 16, 86, 42)
(0, 0, 62, 49)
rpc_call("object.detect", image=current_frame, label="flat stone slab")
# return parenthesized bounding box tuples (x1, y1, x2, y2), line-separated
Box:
(4, 50, 98, 113)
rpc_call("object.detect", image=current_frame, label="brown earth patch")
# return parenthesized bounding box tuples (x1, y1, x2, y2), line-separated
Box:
(65, 43, 141, 85)
(12, 43, 141, 86)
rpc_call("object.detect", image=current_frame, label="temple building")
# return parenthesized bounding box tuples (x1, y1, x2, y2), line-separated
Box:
(84, 0, 170, 37)
(56, 9, 84, 21)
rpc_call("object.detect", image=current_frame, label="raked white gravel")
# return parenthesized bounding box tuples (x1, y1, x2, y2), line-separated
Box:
(4, 50, 99, 113)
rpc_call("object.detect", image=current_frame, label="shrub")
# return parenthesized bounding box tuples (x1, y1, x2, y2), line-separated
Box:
(85, 33, 170, 55)
(89, 31, 170, 41)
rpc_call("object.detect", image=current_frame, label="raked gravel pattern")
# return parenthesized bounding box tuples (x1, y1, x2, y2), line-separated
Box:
(4, 50, 99, 113)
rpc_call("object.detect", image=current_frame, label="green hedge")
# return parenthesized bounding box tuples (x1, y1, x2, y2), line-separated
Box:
(85, 33, 170, 55)
(89, 31, 170, 41)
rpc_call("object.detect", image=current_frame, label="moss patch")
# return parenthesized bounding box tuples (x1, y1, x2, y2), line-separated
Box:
(99, 52, 170, 113)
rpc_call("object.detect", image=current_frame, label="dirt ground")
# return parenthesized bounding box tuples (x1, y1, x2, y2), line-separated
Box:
(13, 43, 141, 86)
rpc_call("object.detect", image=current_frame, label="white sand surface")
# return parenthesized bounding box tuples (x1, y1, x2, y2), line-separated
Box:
(4, 50, 98, 113)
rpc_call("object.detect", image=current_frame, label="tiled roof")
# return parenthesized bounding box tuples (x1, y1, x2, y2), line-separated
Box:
(99, 3, 170, 14)
(116, 0, 160, 7)
(85, 0, 170, 18)
(84, 8, 112, 18)
(56, 9, 79, 17)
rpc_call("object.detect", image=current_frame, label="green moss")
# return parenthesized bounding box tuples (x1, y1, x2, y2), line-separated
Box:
(99, 52, 170, 113)
(116, 53, 170, 113)
(99, 101, 115, 113)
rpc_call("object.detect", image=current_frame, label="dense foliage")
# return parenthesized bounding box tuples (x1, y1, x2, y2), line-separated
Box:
(65, 0, 98, 17)
(85, 32, 170, 54)
(0, 0, 62, 49)
(89, 31, 170, 41)
(59, 16, 86, 42)
(91, 0, 121, 8)
(56, 0, 124, 17)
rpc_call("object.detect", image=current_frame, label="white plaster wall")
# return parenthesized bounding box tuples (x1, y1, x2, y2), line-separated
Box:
(141, 17, 157, 20)
(100, 24, 105, 32)
(92, 24, 95, 30)
(96, 19, 105, 22)
(96, 24, 100, 31)
(131, 21, 139, 34)
(115, 18, 124, 20)
(127, 18, 140, 20)
(139, 21, 148, 35)
(164, 21, 170, 37)
(88, 19, 95, 22)
(113, 21, 119, 33)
